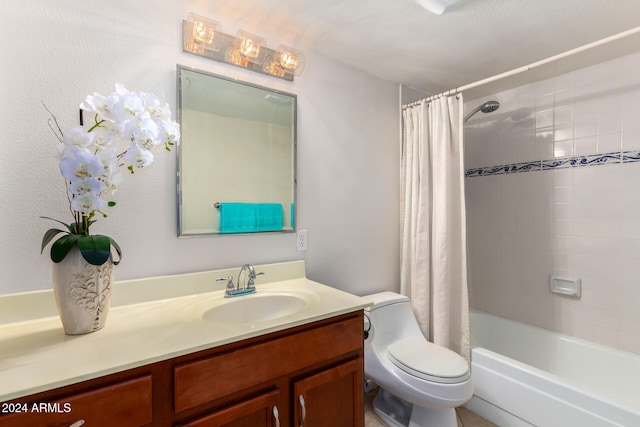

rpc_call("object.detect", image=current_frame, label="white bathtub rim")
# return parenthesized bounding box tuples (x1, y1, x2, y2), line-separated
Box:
(470, 310, 640, 410)
(470, 309, 640, 427)
(470, 310, 640, 363)
(472, 347, 638, 426)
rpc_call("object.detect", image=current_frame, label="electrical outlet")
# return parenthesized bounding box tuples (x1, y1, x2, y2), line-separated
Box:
(296, 229, 308, 251)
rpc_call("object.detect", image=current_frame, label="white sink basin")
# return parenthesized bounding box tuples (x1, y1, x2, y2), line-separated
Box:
(201, 293, 310, 324)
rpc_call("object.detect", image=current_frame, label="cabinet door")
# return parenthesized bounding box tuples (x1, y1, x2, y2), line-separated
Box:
(293, 359, 363, 427)
(177, 390, 281, 427)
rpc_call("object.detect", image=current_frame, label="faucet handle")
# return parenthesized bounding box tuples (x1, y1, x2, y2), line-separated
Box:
(247, 272, 265, 290)
(216, 276, 235, 295)
(216, 276, 234, 285)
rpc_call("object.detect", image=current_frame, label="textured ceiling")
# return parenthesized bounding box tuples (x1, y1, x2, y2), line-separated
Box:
(199, 0, 640, 98)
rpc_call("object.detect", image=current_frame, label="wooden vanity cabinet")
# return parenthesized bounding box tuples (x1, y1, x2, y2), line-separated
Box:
(0, 311, 364, 427)
(175, 312, 364, 427)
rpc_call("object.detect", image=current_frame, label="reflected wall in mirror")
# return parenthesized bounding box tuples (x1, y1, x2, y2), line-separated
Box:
(177, 65, 296, 236)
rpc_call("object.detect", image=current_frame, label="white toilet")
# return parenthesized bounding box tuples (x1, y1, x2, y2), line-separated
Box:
(363, 291, 472, 427)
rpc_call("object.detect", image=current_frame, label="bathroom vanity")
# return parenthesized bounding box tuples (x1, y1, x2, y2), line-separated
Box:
(0, 261, 369, 426)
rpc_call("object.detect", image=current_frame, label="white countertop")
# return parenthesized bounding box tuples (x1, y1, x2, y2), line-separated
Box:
(0, 261, 371, 401)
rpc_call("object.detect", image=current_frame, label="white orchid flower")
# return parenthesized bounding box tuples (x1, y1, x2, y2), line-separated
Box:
(90, 124, 119, 150)
(114, 91, 145, 122)
(141, 93, 171, 120)
(160, 120, 181, 144)
(69, 178, 104, 196)
(63, 126, 94, 148)
(47, 84, 179, 223)
(114, 83, 130, 96)
(133, 117, 159, 149)
(70, 193, 107, 215)
(59, 147, 104, 182)
(123, 142, 154, 168)
(102, 170, 123, 195)
(80, 92, 118, 123)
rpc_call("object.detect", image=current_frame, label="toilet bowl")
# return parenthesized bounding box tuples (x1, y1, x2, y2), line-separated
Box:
(363, 291, 472, 427)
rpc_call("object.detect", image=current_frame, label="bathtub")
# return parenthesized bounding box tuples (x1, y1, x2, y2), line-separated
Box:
(466, 311, 640, 427)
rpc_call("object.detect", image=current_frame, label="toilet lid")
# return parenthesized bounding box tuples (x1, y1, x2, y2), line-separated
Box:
(387, 338, 470, 384)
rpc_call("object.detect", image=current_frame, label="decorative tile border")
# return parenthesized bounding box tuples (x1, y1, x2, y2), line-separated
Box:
(465, 150, 640, 178)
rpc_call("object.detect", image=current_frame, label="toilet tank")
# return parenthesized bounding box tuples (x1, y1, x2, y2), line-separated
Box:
(366, 291, 410, 309)
(364, 292, 426, 346)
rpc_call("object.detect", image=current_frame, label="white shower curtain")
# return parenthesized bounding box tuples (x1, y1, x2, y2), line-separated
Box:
(400, 96, 470, 361)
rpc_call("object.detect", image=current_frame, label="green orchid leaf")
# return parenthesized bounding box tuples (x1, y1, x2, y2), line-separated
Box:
(41, 228, 66, 254)
(40, 216, 74, 233)
(77, 235, 112, 266)
(104, 235, 122, 265)
(50, 234, 80, 263)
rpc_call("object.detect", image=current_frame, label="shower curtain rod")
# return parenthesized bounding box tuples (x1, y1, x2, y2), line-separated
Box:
(402, 25, 640, 109)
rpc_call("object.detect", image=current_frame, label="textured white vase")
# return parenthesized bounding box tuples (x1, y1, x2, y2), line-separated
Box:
(52, 246, 114, 335)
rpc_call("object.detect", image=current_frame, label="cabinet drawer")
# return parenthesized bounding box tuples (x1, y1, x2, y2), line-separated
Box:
(174, 315, 362, 413)
(0, 375, 152, 427)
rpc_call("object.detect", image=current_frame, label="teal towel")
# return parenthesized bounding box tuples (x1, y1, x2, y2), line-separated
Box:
(219, 203, 283, 233)
(255, 203, 284, 231)
(219, 203, 257, 234)
(290, 203, 295, 229)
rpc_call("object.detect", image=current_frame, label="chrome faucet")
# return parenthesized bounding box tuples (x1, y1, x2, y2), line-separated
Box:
(218, 264, 264, 298)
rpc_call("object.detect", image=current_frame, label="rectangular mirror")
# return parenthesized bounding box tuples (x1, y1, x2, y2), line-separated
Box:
(177, 65, 296, 236)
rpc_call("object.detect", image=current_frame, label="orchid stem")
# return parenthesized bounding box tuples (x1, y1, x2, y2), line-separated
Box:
(87, 114, 105, 133)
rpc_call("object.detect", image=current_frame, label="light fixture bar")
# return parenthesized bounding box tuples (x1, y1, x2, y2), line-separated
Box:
(182, 20, 303, 81)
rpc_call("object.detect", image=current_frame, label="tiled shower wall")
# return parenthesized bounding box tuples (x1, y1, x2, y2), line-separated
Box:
(464, 51, 640, 355)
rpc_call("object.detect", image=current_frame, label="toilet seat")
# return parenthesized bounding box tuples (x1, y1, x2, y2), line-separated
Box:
(387, 338, 470, 384)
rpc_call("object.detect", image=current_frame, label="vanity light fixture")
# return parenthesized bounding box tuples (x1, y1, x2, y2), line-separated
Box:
(275, 44, 305, 76)
(235, 30, 267, 65)
(186, 13, 223, 54)
(182, 13, 305, 81)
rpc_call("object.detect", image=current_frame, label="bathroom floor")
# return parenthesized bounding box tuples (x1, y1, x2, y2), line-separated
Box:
(364, 390, 498, 427)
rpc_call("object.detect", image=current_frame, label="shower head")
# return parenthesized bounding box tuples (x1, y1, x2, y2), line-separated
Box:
(464, 100, 500, 122)
(480, 100, 500, 113)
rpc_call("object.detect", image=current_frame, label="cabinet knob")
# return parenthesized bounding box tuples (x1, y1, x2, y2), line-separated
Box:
(298, 394, 306, 426)
(272, 406, 280, 427)
(69, 421, 85, 427)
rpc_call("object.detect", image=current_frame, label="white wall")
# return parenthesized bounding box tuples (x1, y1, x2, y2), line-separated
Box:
(0, 0, 400, 296)
(465, 51, 640, 354)
(400, 85, 430, 105)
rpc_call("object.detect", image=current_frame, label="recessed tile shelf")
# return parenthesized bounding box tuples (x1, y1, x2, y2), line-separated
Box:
(465, 150, 640, 178)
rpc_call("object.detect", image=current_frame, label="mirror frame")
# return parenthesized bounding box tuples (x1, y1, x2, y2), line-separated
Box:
(176, 65, 297, 237)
